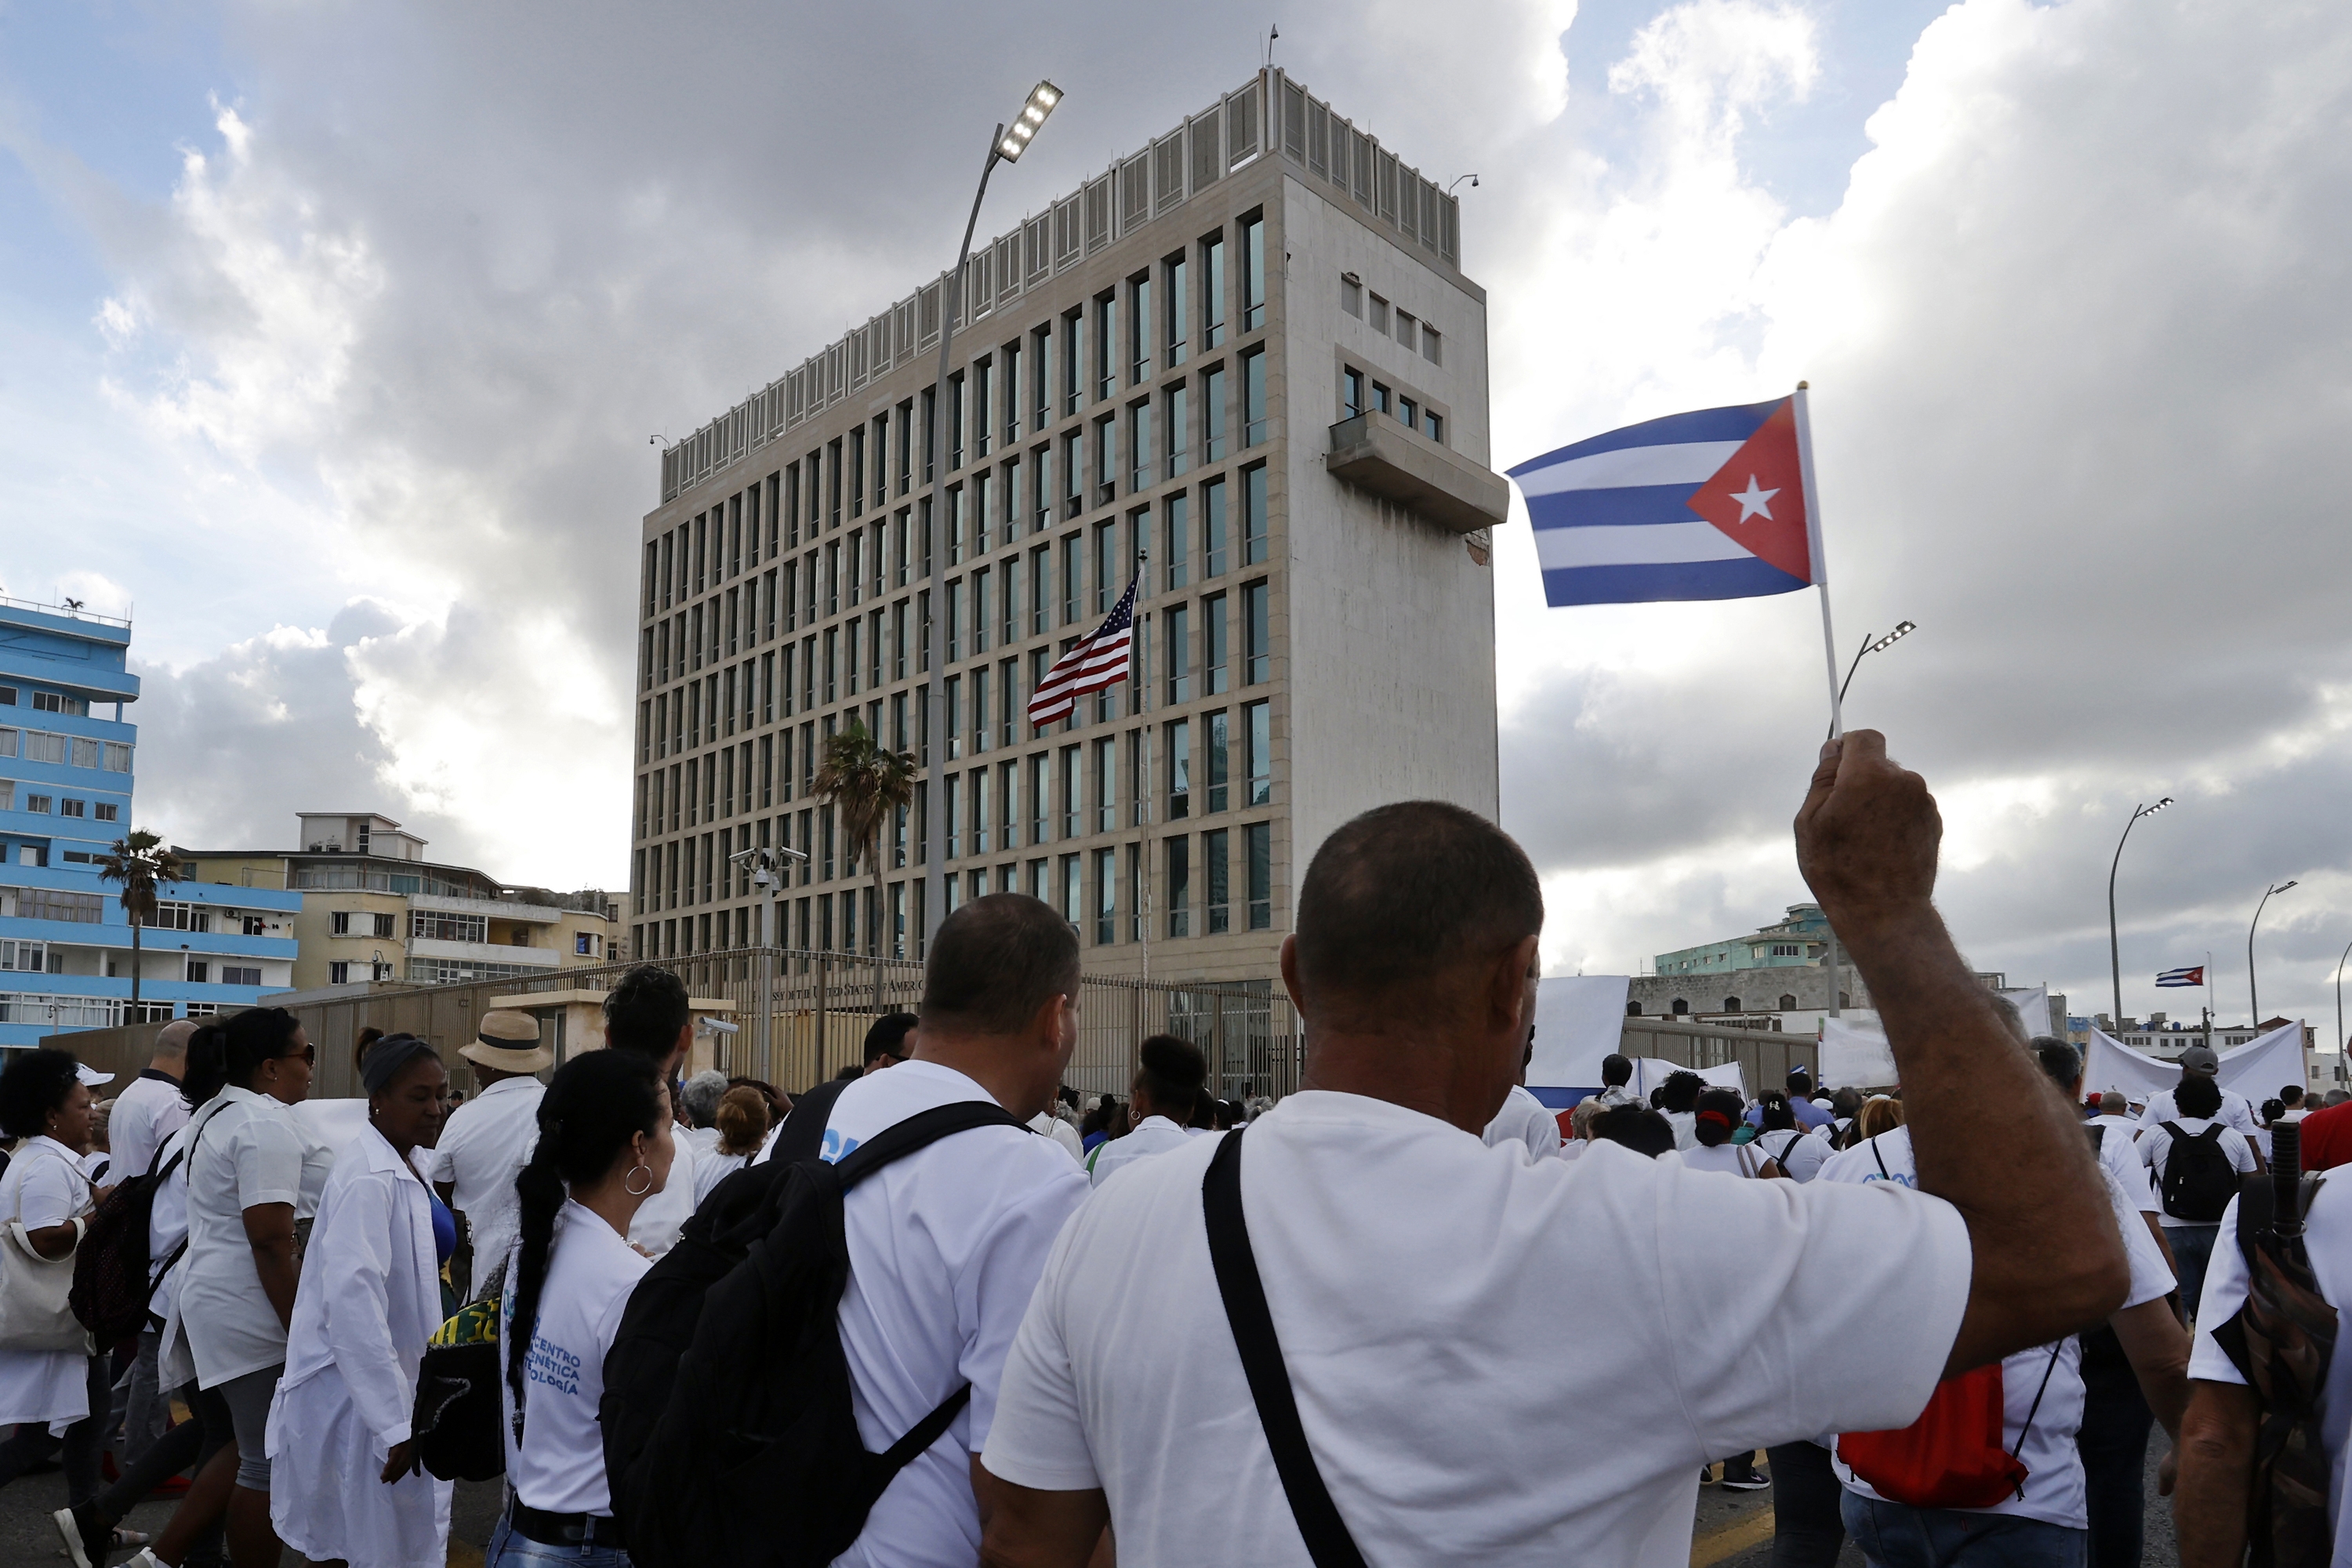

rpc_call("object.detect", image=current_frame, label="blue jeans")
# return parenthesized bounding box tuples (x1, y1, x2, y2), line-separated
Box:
(487, 1512, 636, 1568)
(2167, 1221, 2222, 1321)
(1842, 1490, 2086, 1567)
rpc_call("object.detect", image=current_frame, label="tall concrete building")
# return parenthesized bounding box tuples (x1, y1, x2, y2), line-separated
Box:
(1, 597, 300, 1046)
(633, 70, 1506, 983)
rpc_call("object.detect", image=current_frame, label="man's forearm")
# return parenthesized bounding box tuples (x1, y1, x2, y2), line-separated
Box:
(2176, 1381, 2257, 1566)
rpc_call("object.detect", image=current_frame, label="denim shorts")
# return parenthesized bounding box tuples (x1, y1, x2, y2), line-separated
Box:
(486, 1510, 636, 1568)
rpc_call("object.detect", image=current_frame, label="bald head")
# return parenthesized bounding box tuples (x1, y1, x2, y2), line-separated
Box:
(151, 1018, 197, 1076)
(1292, 800, 1543, 1023)
(2098, 1091, 2126, 1116)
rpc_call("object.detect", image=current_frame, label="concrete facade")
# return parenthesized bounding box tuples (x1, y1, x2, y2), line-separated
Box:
(631, 70, 1501, 985)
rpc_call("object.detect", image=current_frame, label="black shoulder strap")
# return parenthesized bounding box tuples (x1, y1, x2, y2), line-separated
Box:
(1870, 1138, 1891, 1181)
(1203, 1128, 1367, 1568)
(828, 1100, 1026, 1190)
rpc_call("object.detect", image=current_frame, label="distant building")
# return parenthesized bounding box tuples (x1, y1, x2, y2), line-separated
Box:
(180, 811, 620, 991)
(1652, 903, 1835, 978)
(1, 597, 301, 1046)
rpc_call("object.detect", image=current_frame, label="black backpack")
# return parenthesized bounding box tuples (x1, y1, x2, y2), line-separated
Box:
(71, 1138, 186, 1345)
(601, 1100, 1024, 1568)
(2159, 1121, 2238, 1222)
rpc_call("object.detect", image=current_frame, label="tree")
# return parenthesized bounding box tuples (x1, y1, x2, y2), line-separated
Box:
(96, 829, 192, 1022)
(812, 720, 917, 957)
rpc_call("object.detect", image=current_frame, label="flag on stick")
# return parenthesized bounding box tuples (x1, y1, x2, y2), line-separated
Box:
(1507, 395, 1817, 607)
(1028, 568, 1139, 728)
(2156, 967, 2205, 988)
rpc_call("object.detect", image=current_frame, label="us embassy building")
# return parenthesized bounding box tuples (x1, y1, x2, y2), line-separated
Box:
(630, 69, 1507, 985)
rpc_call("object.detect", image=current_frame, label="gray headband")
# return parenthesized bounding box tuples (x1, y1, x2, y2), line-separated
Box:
(361, 1033, 440, 1093)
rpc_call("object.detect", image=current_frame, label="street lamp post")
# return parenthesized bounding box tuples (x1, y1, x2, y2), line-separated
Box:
(921, 80, 1062, 957)
(1818, 621, 1915, 1018)
(731, 844, 809, 1081)
(2249, 879, 2298, 1026)
(2105, 797, 2172, 1026)
(2335, 935, 2352, 1065)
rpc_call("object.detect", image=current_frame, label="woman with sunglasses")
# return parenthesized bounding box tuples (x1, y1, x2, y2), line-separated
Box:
(174, 1007, 332, 1568)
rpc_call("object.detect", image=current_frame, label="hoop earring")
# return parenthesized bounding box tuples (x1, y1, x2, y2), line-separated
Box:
(623, 1163, 653, 1197)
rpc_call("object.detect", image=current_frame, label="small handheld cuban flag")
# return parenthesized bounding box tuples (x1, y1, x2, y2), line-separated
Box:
(2155, 967, 2205, 988)
(1508, 394, 1821, 607)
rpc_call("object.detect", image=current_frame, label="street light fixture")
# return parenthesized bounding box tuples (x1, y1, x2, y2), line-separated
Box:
(925, 82, 1064, 955)
(2249, 879, 2299, 1026)
(2105, 796, 2173, 1026)
(731, 844, 810, 1080)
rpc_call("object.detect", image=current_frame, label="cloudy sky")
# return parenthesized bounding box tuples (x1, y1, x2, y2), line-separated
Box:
(4, 0, 2347, 1036)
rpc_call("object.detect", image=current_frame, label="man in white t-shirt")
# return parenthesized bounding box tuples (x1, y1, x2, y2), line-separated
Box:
(2138, 1073, 2259, 1316)
(2176, 1176, 2352, 1563)
(600, 966, 700, 1257)
(106, 1019, 195, 1466)
(426, 1011, 551, 1300)
(825, 894, 1090, 1568)
(976, 733, 2131, 1566)
(2085, 1091, 2155, 1212)
(2138, 1047, 2266, 1167)
(1089, 1034, 1213, 1188)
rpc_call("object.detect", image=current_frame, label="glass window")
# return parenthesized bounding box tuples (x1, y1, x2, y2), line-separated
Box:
(1399, 394, 1417, 430)
(1205, 827, 1230, 933)
(1426, 410, 1445, 445)
(1166, 719, 1192, 817)
(1243, 582, 1269, 684)
(945, 774, 963, 858)
(1094, 416, 1116, 504)
(1165, 383, 1190, 480)
(1206, 709, 1230, 812)
(1059, 746, 1080, 838)
(1167, 837, 1192, 938)
(1203, 477, 1228, 578)
(1203, 365, 1229, 463)
(973, 359, 992, 460)
(1341, 275, 1362, 317)
(1029, 753, 1050, 844)
(1094, 845, 1118, 945)
(1128, 401, 1152, 492)
(1243, 465, 1268, 566)
(1243, 348, 1268, 447)
(949, 373, 967, 470)
(1094, 736, 1117, 834)
(1093, 294, 1115, 401)
(1130, 274, 1152, 383)
(1061, 853, 1083, 927)
(1246, 821, 1272, 930)
(1245, 699, 1271, 805)
(1164, 493, 1190, 590)
(1164, 603, 1191, 704)
(1422, 325, 1443, 365)
(945, 674, 962, 760)
(1202, 234, 1226, 349)
(1241, 214, 1265, 332)
(1164, 253, 1189, 365)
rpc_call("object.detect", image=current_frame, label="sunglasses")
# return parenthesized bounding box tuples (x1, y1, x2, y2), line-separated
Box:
(276, 1043, 318, 1067)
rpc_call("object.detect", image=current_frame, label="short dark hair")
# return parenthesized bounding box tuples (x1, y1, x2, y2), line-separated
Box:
(2282, 1084, 2306, 1105)
(1693, 1087, 1745, 1148)
(604, 965, 691, 1059)
(864, 1013, 919, 1065)
(1293, 801, 1542, 1012)
(1592, 1105, 1675, 1158)
(2262, 1098, 2287, 1124)
(920, 894, 1080, 1034)
(1601, 1054, 1632, 1087)
(1787, 1068, 1814, 1094)
(0, 1049, 81, 1139)
(1756, 1090, 1797, 1133)
(2031, 1038, 2081, 1094)
(1134, 1034, 1207, 1115)
(2176, 1075, 2222, 1118)
(1660, 1070, 1705, 1114)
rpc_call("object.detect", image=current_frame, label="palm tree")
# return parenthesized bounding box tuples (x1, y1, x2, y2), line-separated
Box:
(812, 720, 917, 957)
(96, 829, 192, 1022)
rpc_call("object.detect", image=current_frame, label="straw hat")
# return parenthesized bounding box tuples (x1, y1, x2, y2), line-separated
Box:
(460, 1011, 552, 1073)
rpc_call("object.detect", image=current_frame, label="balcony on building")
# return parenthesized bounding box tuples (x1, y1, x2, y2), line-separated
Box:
(1324, 413, 1509, 535)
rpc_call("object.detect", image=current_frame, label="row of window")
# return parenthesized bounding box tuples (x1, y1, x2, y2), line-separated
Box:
(0, 941, 260, 987)
(1340, 365, 1445, 444)
(0, 731, 133, 773)
(631, 816, 1275, 963)
(0, 781, 120, 821)
(0, 686, 89, 717)
(1338, 274, 1445, 365)
(637, 700, 1272, 876)
(328, 910, 401, 939)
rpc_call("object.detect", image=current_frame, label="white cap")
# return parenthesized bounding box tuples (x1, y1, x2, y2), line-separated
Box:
(75, 1064, 114, 1088)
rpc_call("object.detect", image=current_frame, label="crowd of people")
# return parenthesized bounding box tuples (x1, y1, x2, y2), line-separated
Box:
(0, 729, 2346, 1566)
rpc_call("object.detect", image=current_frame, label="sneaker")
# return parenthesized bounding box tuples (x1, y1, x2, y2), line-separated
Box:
(1719, 1471, 1771, 1491)
(53, 1504, 100, 1568)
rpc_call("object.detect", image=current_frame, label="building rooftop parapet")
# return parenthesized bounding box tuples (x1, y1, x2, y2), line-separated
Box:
(655, 66, 1463, 506)
(0, 595, 132, 632)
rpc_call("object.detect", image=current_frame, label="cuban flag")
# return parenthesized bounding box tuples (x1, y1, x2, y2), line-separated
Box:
(2155, 967, 2205, 988)
(1507, 395, 1819, 607)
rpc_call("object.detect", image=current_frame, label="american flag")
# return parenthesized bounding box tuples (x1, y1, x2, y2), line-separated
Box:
(1028, 569, 1139, 728)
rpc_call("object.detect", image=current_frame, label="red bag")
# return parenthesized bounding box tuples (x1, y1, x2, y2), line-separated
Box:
(1836, 1360, 2031, 1509)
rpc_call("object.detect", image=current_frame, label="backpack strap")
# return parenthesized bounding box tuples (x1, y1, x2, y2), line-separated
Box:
(1203, 1128, 1368, 1568)
(1871, 1139, 1892, 1181)
(2004, 1341, 2067, 1497)
(826, 1100, 1028, 1189)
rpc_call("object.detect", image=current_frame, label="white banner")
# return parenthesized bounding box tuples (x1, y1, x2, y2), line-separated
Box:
(1629, 1058, 1748, 1101)
(2082, 1022, 2306, 1104)
(2000, 987, 2051, 1040)
(1528, 975, 1633, 1094)
(1820, 1017, 1898, 1090)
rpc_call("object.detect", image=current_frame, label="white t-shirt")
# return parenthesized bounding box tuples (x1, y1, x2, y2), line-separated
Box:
(982, 1090, 1973, 1566)
(1028, 1112, 1085, 1162)
(626, 1124, 697, 1257)
(1482, 1085, 1564, 1160)
(180, 1087, 336, 1387)
(108, 1070, 191, 1184)
(693, 1149, 751, 1205)
(1755, 1128, 1830, 1183)
(425, 1074, 544, 1294)
(1818, 1127, 2175, 1529)
(1677, 1142, 1765, 1178)
(1087, 1114, 1203, 1189)
(2086, 1116, 2158, 1214)
(822, 1059, 1090, 1568)
(2190, 1179, 2352, 1564)
(2140, 1086, 2260, 1142)
(2138, 1116, 2259, 1227)
(1664, 1110, 1699, 1151)
(499, 1201, 650, 1516)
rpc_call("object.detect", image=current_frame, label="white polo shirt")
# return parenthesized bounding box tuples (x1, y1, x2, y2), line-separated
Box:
(2140, 1086, 2261, 1142)
(1482, 1084, 1564, 1160)
(499, 1201, 649, 1515)
(982, 1090, 1973, 1566)
(108, 1069, 191, 1185)
(2137, 1117, 2259, 1228)
(1757, 1127, 1830, 1183)
(2190, 1180, 2352, 1564)
(1087, 1114, 1203, 1189)
(824, 1059, 1090, 1568)
(2085, 1116, 2156, 1214)
(179, 1087, 336, 1388)
(1818, 1126, 2175, 1530)
(425, 1074, 544, 1293)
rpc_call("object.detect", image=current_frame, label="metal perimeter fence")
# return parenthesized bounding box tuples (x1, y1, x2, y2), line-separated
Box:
(41, 949, 1302, 1107)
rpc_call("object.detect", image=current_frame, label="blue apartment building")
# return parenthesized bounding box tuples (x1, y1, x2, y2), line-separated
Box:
(0, 597, 299, 1047)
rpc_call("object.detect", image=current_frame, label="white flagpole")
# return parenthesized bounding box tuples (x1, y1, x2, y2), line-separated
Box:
(1792, 381, 1845, 1020)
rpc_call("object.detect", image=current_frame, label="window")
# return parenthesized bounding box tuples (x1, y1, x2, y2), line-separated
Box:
(1093, 293, 1116, 401)
(1779, 993, 1798, 1011)
(1094, 737, 1117, 833)
(1373, 381, 1392, 416)
(412, 910, 489, 944)
(1059, 853, 1082, 928)
(1246, 822, 1272, 930)
(375, 912, 397, 938)
(1242, 582, 1269, 683)
(1164, 383, 1190, 480)
(1206, 709, 1230, 812)
(1203, 477, 1228, 577)
(59, 799, 84, 818)
(32, 691, 63, 713)
(1129, 274, 1152, 383)
(1369, 293, 1390, 333)
(1245, 699, 1272, 804)
(1242, 348, 1267, 446)
(1203, 365, 1228, 463)
(1164, 253, 1189, 365)
(1166, 719, 1192, 816)
(1163, 603, 1191, 704)
(1059, 746, 1080, 838)
(241, 915, 267, 937)
(1128, 401, 1152, 492)
(1343, 367, 1365, 420)
(1340, 274, 1362, 318)
(1426, 410, 1445, 445)
(25, 794, 50, 813)
(1243, 465, 1269, 565)
(1399, 394, 1417, 430)
(1163, 493, 1190, 590)
(1241, 214, 1265, 332)
(1094, 522, 1119, 615)
(331, 911, 353, 936)
(328, 961, 350, 985)
(1029, 753, 1050, 844)
(1201, 233, 1226, 348)
(185, 959, 209, 984)
(1205, 827, 1230, 933)
(1204, 593, 1229, 694)
(1094, 846, 1117, 944)
(1422, 325, 1443, 366)
(1394, 309, 1417, 351)
(223, 966, 262, 988)
(1167, 837, 1192, 937)
(0, 940, 50, 971)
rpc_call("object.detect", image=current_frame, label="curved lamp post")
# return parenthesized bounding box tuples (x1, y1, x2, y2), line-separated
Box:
(2105, 797, 2172, 1025)
(2249, 880, 2298, 1026)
